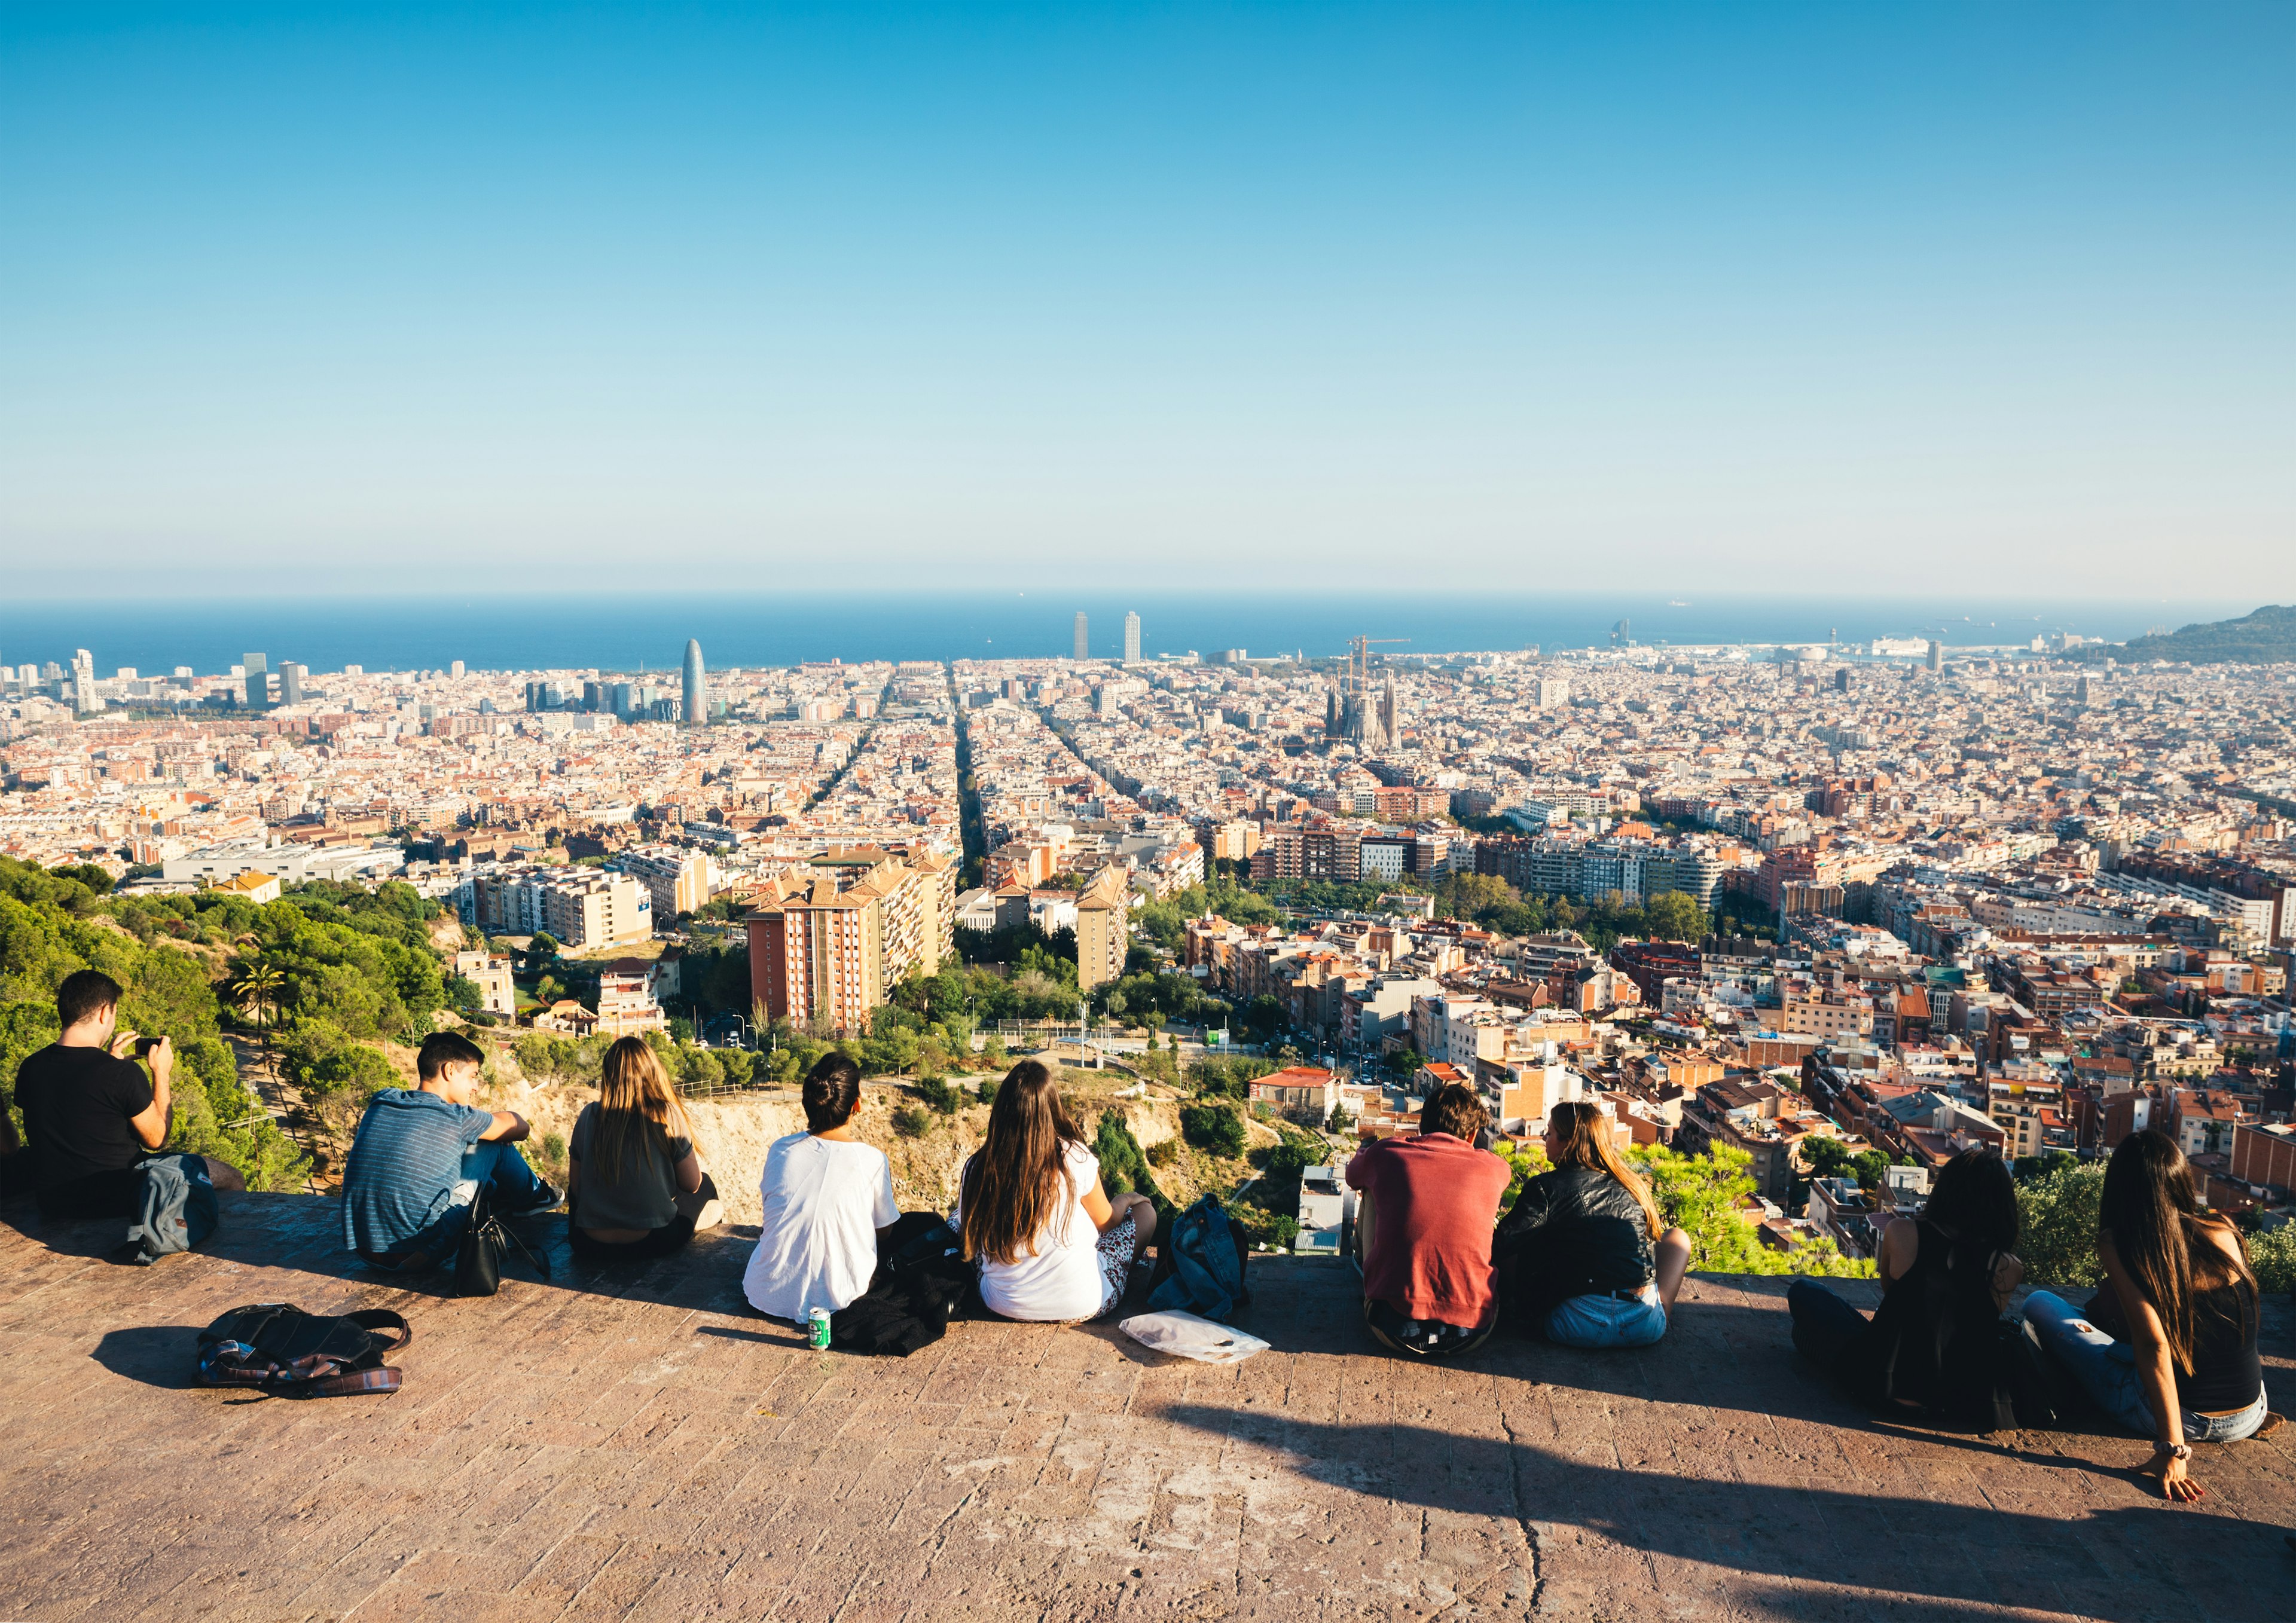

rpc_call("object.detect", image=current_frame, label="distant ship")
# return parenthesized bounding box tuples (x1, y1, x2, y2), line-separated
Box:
(1667, 598, 1690, 607)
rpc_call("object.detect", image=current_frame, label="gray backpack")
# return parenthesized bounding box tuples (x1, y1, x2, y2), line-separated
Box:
(122, 1153, 219, 1265)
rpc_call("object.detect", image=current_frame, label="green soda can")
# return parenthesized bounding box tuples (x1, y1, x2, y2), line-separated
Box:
(807, 1307, 832, 1350)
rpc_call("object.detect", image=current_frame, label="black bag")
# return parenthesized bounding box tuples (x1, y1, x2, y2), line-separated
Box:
(830, 1214, 975, 1356)
(197, 1303, 410, 1398)
(454, 1190, 552, 1297)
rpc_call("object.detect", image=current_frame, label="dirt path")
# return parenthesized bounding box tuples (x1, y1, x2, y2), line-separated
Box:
(225, 1032, 328, 1194)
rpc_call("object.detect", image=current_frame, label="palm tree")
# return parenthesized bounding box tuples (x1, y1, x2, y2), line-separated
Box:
(230, 959, 287, 1089)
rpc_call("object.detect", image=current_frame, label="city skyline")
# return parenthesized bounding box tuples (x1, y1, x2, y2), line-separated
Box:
(4, 3, 2290, 600)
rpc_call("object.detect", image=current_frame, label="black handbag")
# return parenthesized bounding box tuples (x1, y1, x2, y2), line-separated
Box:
(453, 1190, 552, 1297)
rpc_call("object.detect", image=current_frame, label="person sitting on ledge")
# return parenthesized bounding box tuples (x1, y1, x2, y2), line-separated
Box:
(741, 1053, 899, 1321)
(343, 1030, 560, 1270)
(1347, 1081, 1511, 1358)
(12, 968, 245, 1219)
(1494, 1099, 1692, 1347)
(955, 1060, 1157, 1323)
(1787, 1146, 2023, 1423)
(569, 1037, 722, 1260)
(2022, 1130, 2276, 1501)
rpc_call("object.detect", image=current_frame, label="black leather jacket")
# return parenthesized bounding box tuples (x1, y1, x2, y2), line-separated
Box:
(1492, 1164, 1657, 1324)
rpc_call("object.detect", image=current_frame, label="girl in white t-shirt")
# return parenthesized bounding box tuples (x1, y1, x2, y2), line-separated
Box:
(955, 1060, 1158, 1322)
(743, 1053, 900, 1321)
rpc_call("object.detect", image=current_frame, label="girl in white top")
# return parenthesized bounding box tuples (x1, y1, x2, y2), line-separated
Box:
(955, 1060, 1158, 1322)
(743, 1054, 900, 1321)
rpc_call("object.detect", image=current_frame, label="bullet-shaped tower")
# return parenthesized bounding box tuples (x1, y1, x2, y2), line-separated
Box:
(683, 638, 707, 727)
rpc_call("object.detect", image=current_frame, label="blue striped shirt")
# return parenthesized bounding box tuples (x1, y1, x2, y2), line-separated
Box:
(342, 1088, 492, 1254)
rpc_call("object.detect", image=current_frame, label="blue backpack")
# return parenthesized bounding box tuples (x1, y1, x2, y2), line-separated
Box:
(1147, 1194, 1251, 1320)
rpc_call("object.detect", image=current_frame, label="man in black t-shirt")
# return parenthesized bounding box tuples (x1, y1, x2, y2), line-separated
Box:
(12, 969, 245, 1219)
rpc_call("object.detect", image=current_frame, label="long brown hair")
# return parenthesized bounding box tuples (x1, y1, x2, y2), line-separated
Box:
(593, 1037, 692, 1181)
(960, 1060, 1087, 1266)
(1547, 1099, 1661, 1240)
(2101, 1129, 2255, 1374)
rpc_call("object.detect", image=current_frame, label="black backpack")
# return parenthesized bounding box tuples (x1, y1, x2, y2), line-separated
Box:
(197, 1303, 410, 1398)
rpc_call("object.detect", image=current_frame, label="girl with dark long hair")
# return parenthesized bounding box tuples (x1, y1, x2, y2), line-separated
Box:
(956, 1060, 1157, 1322)
(2022, 1130, 2273, 1499)
(1787, 1145, 2023, 1423)
(1494, 1099, 1692, 1346)
(568, 1037, 722, 1258)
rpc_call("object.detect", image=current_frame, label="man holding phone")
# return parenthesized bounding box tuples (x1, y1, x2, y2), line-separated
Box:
(12, 968, 244, 1219)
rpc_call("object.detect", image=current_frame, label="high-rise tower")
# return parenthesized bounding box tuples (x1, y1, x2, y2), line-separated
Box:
(243, 652, 268, 711)
(1123, 611, 1141, 665)
(682, 638, 707, 727)
(1073, 612, 1089, 661)
(71, 649, 103, 715)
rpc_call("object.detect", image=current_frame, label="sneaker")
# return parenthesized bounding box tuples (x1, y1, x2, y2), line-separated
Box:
(502, 1179, 564, 1218)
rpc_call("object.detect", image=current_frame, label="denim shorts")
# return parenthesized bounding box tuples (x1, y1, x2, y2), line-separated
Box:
(1546, 1282, 1667, 1348)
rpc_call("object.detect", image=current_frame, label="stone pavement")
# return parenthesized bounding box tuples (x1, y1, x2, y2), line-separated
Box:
(2, 1193, 2292, 1623)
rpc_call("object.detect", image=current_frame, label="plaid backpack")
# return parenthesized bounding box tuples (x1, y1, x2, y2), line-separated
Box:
(196, 1303, 410, 1398)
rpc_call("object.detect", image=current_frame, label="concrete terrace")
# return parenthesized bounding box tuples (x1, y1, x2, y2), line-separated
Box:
(2, 1193, 2292, 1623)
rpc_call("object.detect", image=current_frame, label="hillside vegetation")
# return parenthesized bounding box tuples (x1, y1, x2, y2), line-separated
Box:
(2072, 603, 2296, 665)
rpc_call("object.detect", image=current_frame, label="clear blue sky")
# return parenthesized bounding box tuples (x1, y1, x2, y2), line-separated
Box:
(3, 2, 2289, 600)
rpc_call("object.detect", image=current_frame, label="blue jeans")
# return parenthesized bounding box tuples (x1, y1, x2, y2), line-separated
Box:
(1546, 1282, 1668, 1348)
(367, 1140, 544, 1270)
(2021, 1289, 2270, 1442)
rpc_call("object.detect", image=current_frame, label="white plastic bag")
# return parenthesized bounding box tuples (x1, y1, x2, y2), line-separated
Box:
(1116, 1309, 1269, 1364)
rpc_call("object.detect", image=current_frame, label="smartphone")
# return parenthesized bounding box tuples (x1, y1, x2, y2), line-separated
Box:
(135, 1036, 163, 1057)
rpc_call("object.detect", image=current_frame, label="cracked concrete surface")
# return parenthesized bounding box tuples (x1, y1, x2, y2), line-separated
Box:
(2, 1191, 2292, 1622)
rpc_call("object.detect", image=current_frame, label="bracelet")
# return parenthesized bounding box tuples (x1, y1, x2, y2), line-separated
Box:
(2155, 1442, 2191, 1462)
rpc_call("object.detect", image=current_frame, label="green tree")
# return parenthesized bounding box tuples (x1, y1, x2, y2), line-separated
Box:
(1180, 1102, 1247, 1157)
(2016, 1162, 2106, 1288)
(2248, 1222, 2296, 1295)
(1642, 890, 1709, 943)
(1093, 1109, 1165, 1212)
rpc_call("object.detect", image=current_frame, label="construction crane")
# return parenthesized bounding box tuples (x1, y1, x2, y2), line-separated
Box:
(1348, 636, 1408, 694)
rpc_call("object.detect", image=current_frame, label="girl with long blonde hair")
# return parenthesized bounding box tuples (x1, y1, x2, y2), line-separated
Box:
(1493, 1099, 1692, 1347)
(956, 1060, 1158, 1322)
(567, 1036, 722, 1257)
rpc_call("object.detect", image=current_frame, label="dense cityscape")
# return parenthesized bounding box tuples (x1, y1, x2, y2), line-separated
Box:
(5, 608, 2293, 1265)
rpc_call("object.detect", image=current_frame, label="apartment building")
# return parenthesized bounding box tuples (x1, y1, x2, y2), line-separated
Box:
(596, 966, 670, 1035)
(744, 844, 956, 1034)
(609, 845, 711, 919)
(453, 950, 517, 1016)
(1073, 864, 1132, 991)
(459, 864, 652, 949)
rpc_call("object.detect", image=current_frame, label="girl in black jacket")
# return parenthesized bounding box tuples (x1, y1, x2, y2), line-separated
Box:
(1495, 1101, 1692, 1346)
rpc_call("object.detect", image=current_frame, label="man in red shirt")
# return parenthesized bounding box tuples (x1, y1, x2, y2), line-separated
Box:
(1346, 1083, 1512, 1358)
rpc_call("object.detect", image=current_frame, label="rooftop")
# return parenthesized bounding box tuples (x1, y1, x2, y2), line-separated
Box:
(4, 1193, 2293, 1621)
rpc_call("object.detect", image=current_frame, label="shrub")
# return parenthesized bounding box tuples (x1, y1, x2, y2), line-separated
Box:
(1145, 1136, 1180, 1167)
(2247, 1221, 2296, 1295)
(1180, 1102, 1247, 1158)
(915, 1075, 961, 1115)
(2016, 1162, 2106, 1288)
(890, 1104, 932, 1138)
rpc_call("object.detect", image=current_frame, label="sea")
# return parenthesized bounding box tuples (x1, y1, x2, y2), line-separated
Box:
(0, 591, 2254, 678)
